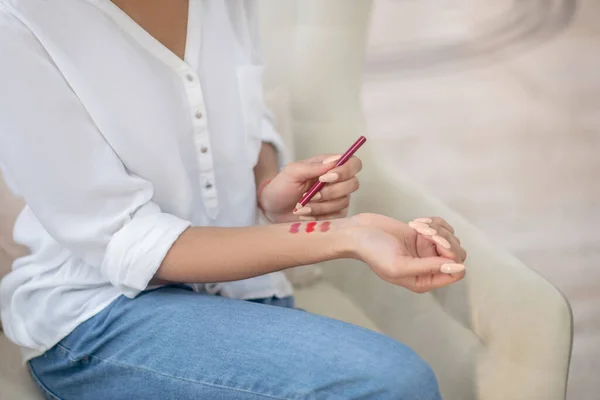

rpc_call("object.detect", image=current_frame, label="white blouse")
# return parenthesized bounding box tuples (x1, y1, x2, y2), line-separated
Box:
(0, 0, 292, 362)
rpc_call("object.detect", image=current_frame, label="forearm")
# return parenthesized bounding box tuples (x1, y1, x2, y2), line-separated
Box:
(156, 219, 354, 283)
(254, 142, 280, 189)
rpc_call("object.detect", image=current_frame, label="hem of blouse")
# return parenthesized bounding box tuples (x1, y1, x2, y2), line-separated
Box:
(18, 292, 122, 365)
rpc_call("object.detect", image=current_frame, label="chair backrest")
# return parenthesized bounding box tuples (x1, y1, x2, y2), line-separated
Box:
(0, 172, 27, 332)
(257, 3, 572, 399)
(258, 0, 372, 159)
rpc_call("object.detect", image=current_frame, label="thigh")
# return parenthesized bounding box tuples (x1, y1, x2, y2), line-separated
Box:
(29, 285, 440, 400)
(245, 295, 295, 308)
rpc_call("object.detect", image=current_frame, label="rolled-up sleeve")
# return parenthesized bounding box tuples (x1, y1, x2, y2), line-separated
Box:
(0, 13, 190, 298)
(260, 112, 289, 170)
(103, 210, 190, 297)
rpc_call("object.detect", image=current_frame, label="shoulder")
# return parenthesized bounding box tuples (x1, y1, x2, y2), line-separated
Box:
(0, 1, 52, 68)
(0, 0, 32, 20)
(0, 2, 35, 48)
(0, 2, 62, 109)
(0, 1, 20, 26)
(223, 0, 262, 63)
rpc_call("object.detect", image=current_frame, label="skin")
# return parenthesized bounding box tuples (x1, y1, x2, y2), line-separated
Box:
(113, 0, 468, 293)
(159, 214, 467, 293)
(111, 0, 189, 60)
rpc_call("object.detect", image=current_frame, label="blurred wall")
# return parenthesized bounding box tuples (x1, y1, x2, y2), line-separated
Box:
(362, 1, 599, 399)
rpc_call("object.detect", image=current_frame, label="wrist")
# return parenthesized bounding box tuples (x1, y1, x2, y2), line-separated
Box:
(254, 143, 279, 190)
(329, 217, 362, 260)
(258, 169, 280, 202)
(257, 178, 273, 213)
(339, 213, 382, 261)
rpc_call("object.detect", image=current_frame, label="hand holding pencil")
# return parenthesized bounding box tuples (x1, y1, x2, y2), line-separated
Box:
(259, 137, 366, 223)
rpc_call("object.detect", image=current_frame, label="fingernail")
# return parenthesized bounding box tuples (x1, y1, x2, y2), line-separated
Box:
(414, 217, 432, 224)
(409, 221, 436, 236)
(432, 235, 451, 249)
(441, 263, 465, 274)
(417, 226, 436, 236)
(299, 216, 316, 221)
(319, 173, 339, 183)
(312, 192, 322, 201)
(322, 155, 342, 164)
(293, 206, 312, 216)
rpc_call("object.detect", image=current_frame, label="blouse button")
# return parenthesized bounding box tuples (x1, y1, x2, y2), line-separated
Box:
(186, 74, 194, 82)
(195, 111, 203, 119)
(204, 182, 213, 190)
(200, 146, 208, 154)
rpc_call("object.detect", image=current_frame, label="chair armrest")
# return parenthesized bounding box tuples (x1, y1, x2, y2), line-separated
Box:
(322, 160, 572, 400)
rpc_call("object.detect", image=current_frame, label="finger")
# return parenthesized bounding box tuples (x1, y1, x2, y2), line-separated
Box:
(318, 177, 360, 201)
(433, 226, 466, 263)
(430, 235, 457, 261)
(314, 208, 349, 220)
(284, 157, 340, 181)
(300, 153, 341, 165)
(402, 256, 465, 277)
(430, 216, 455, 234)
(415, 217, 455, 235)
(412, 225, 458, 261)
(318, 156, 362, 184)
(408, 270, 466, 293)
(296, 196, 350, 216)
(409, 220, 463, 261)
(408, 221, 436, 236)
(428, 232, 466, 263)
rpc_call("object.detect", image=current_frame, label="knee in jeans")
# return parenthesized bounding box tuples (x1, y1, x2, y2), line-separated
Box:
(369, 344, 441, 399)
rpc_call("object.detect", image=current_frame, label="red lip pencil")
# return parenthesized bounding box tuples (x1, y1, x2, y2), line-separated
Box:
(294, 136, 367, 211)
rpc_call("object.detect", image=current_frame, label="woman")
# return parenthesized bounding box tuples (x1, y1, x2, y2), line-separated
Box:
(0, 1, 467, 398)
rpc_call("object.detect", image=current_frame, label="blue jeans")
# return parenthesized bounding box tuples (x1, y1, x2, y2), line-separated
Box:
(29, 285, 441, 399)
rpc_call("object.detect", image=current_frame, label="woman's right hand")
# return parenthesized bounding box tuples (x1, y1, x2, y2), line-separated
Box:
(346, 213, 466, 293)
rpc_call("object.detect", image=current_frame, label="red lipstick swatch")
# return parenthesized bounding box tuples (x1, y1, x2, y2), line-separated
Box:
(289, 222, 301, 234)
(305, 222, 317, 233)
(319, 221, 331, 232)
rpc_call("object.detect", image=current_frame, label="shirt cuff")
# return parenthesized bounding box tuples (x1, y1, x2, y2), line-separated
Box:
(102, 211, 191, 298)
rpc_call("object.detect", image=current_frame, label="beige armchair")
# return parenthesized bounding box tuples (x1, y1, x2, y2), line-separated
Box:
(1, 1, 572, 399)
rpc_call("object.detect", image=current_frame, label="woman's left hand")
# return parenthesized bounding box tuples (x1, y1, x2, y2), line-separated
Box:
(408, 217, 467, 264)
(259, 154, 362, 223)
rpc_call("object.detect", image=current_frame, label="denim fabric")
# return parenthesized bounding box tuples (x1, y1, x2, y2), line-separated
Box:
(29, 285, 441, 399)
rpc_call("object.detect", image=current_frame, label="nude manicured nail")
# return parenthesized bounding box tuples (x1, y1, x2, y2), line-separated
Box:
(432, 235, 451, 249)
(293, 206, 312, 215)
(299, 216, 316, 221)
(312, 192, 322, 201)
(417, 226, 436, 236)
(322, 155, 342, 164)
(319, 173, 339, 183)
(414, 217, 432, 224)
(441, 263, 465, 274)
(409, 221, 436, 236)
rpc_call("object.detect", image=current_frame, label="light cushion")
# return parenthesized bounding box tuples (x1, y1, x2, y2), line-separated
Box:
(0, 172, 26, 281)
(295, 280, 380, 332)
(0, 172, 27, 333)
(0, 334, 41, 400)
